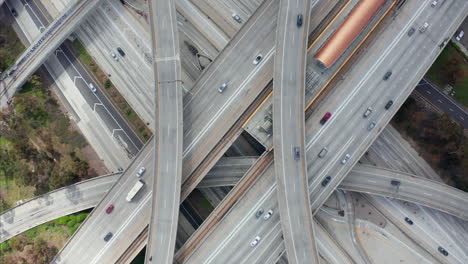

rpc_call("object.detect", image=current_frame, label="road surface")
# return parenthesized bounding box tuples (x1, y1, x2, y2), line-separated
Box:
(272, 0, 318, 262)
(176, 1, 468, 262)
(415, 78, 468, 129)
(146, 0, 183, 262)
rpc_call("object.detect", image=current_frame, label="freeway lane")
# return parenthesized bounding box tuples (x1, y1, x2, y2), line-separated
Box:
(3, 162, 466, 246)
(415, 78, 468, 129)
(272, 0, 318, 262)
(177, 0, 468, 262)
(52, 0, 284, 261)
(146, 0, 183, 262)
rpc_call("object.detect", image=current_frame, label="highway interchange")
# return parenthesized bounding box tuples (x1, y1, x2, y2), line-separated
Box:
(0, 0, 467, 263)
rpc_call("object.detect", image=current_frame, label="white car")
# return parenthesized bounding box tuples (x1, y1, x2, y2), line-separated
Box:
(111, 52, 119, 61)
(263, 209, 273, 220)
(253, 54, 263, 65)
(431, 0, 438, 7)
(89, 83, 97, 93)
(136, 167, 146, 177)
(341, 154, 350, 164)
(456, 31, 464, 41)
(250, 236, 261, 247)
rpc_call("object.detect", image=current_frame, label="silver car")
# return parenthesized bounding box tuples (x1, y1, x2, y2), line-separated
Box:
(218, 83, 227, 93)
(136, 167, 146, 177)
(232, 13, 242, 23)
(363, 107, 372, 118)
(367, 121, 376, 131)
(341, 154, 350, 164)
(250, 236, 261, 247)
(318, 147, 328, 158)
(111, 52, 119, 61)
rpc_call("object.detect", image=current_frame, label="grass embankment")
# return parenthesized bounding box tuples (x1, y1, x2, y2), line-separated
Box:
(0, 212, 89, 263)
(0, 24, 24, 73)
(72, 40, 152, 141)
(425, 43, 468, 107)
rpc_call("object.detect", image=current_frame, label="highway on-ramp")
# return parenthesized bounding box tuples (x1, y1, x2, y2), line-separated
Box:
(146, 0, 183, 262)
(272, 0, 318, 262)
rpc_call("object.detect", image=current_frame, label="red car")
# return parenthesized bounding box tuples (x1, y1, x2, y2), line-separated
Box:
(106, 204, 114, 214)
(320, 112, 332, 125)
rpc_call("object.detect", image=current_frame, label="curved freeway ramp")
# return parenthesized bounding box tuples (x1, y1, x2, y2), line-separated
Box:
(341, 165, 468, 221)
(272, 0, 318, 262)
(146, 0, 183, 262)
(0, 173, 119, 243)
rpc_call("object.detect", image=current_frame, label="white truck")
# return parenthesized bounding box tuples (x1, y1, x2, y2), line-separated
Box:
(126, 180, 145, 202)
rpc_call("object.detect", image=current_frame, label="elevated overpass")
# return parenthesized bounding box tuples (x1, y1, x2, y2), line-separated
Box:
(175, 0, 468, 262)
(146, 0, 183, 262)
(272, 0, 318, 262)
(52, 0, 283, 261)
(0, 0, 103, 108)
(2, 163, 466, 257)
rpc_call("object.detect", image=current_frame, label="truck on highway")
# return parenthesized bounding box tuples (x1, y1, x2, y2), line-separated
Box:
(126, 180, 145, 202)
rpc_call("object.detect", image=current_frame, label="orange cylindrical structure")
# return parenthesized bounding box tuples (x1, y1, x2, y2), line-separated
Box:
(315, 0, 387, 68)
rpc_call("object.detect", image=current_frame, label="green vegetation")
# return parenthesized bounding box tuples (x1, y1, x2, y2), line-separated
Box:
(73, 39, 98, 73)
(0, 212, 89, 263)
(393, 97, 467, 191)
(0, 24, 25, 73)
(0, 74, 94, 208)
(425, 43, 468, 107)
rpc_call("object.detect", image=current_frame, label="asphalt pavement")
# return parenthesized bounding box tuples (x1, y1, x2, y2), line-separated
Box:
(145, 0, 183, 262)
(415, 78, 468, 128)
(272, 0, 318, 262)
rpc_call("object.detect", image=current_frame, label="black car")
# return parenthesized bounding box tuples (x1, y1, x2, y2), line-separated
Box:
(391, 180, 400, 186)
(117, 47, 126, 57)
(383, 71, 392, 80)
(404, 217, 413, 225)
(294, 147, 300, 161)
(10, 8, 17, 17)
(407, 27, 415, 36)
(321, 176, 331, 187)
(438, 246, 449, 256)
(385, 100, 393, 110)
(297, 14, 303, 27)
(104, 232, 113, 242)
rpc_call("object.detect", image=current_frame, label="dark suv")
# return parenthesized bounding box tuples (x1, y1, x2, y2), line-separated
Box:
(297, 14, 303, 27)
(117, 47, 125, 57)
(383, 71, 392, 80)
(104, 232, 113, 242)
(385, 100, 393, 110)
(321, 176, 331, 187)
(438, 246, 449, 256)
(404, 217, 413, 225)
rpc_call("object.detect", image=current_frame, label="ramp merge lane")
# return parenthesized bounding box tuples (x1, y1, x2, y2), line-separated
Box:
(272, 0, 318, 263)
(146, 0, 183, 262)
